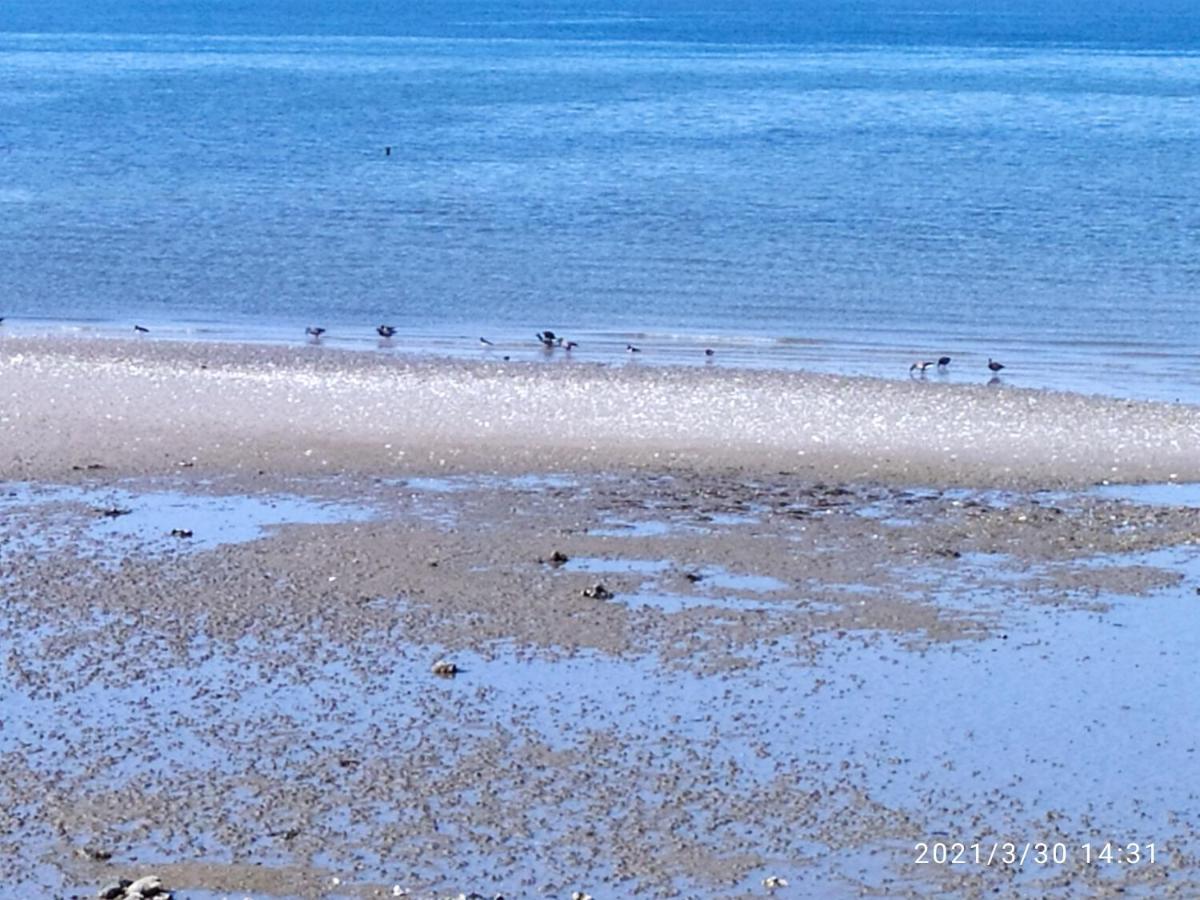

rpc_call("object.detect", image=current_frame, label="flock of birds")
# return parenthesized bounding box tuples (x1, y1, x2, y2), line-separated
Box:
(307, 324, 1012, 375)
(303, 325, 643, 357)
(2, 318, 1009, 376)
(907, 355, 1006, 376)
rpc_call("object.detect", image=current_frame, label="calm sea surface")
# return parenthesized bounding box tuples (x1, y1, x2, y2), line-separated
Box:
(2, 1, 1198, 401)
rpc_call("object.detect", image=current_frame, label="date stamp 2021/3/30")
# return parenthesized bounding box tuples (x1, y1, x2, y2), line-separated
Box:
(914, 841, 1158, 867)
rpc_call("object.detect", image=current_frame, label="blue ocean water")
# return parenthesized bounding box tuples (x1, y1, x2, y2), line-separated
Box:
(1, 1, 1198, 401)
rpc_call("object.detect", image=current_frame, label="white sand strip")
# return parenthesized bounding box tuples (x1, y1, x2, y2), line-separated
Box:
(1, 337, 1197, 486)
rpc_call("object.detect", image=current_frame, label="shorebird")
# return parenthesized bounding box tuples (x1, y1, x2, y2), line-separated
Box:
(536, 331, 558, 348)
(305, 326, 326, 340)
(910, 360, 933, 373)
(479, 336, 494, 347)
(704, 348, 715, 357)
(988, 358, 1005, 372)
(626, 343, 641, 353)
(377, 324, 396, 338)
(133, 325, 150, 334)
(937, 356, 951, 368)
(563, 340, 578, 351)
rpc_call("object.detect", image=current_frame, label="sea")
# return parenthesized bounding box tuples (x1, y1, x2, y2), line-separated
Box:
(1, 0, 1198, 402)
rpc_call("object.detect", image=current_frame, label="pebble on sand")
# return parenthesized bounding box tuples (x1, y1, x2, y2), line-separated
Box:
(97, 875, 171, 900)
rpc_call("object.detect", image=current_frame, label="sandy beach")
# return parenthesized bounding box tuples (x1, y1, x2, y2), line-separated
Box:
(3, 338, 1200, 899)
(3, 336, 1200, 487)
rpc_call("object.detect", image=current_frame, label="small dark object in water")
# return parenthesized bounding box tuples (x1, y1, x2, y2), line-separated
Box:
(377, 324, 397, 338)
(479, 336, 494, 346)
(169, 528, 194, 539)
(626, 343, 641, 353)
(133, 325, 149, 333)
(937, 356, 951, 368)
(546, 550, 569, 566)
(95, 506, 132, 518)
(988, 357, 1006, 372)
(704, 348, 715, 357)
(305, 326, 326, 339)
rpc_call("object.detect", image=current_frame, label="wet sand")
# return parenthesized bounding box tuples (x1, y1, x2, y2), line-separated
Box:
(3, 338, 1200, 898)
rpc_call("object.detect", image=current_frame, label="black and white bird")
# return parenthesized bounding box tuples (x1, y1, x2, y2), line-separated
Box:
(377, 324, 397, 338)
(563, 340, 578, 351)
(626, 343, 641, 353)
(704, 348, 715, 357)
(536, 331, 559, 348)
(937, 356, 951, 369)
(479, 336, 494, 347)
(305, 326, 326, 340)
(133, 325, 150, 334)
(988, 358, 1005, 372)
(910, 360, 933, 373)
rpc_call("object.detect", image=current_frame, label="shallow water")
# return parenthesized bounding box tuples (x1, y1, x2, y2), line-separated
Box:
(0, 482, 376, 561)
(2, 1, 1199, 404)
(1091, 480, 1200, 507)
(7, 539, 1199, 896)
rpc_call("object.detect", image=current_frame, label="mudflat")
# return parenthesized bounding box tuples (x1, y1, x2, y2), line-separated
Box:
(2, 339, 1199, 898)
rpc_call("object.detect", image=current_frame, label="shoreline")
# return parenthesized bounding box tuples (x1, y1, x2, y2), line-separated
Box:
(2, 335, 1198, 489)
(4, 316, 1198, 407)
(3, 336, 1200, 896)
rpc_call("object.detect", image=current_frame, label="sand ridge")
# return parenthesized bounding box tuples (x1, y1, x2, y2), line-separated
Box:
(2, 335, 1199, 487)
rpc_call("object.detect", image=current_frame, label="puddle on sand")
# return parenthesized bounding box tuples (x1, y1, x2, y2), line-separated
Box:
(561, 555, 673, 575)
(0, 482, 375, 559)
(589, 519, 676, 537)
(694, 567, 788, 593)
(590, 511, 763, 537)
(401, 473, 580, 494)
(622, 567, 793, 612)
(1091, 480, 1200, 507)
